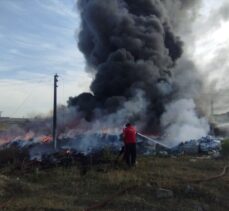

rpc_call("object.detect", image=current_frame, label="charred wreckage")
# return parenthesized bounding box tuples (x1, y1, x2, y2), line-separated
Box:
(0, 132, 222, 169)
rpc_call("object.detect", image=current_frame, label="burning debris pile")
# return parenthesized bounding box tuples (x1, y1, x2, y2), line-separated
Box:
(1, 133, 119, 160)
(0, 132, 222, 168)
(0, 132, 168, 163)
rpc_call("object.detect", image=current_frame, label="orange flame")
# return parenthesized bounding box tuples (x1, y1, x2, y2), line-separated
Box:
(41, 135, 52, 143)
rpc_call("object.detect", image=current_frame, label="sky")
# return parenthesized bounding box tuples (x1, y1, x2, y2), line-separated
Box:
(0, 0, 228, 118)
(0, 0, 91, 117)
(188, 0, 229, 114)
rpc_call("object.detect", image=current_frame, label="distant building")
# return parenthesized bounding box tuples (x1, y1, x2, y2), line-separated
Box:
(214, 112, 229, 123)
(212, 112, 229, 136)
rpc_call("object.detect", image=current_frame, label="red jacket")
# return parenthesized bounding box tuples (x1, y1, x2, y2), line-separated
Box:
(123, 126, 136, 144)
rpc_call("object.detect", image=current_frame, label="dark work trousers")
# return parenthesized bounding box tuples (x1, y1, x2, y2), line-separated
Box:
(125, 143, 136, 167)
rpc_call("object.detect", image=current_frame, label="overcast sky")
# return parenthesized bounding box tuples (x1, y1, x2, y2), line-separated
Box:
(0, 0, 228, 117)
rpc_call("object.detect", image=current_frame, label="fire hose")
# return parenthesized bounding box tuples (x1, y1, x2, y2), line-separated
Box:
(84, 186, 136, 211)
(0, 166, 227, 211)
(189, 164, 229, 183)
(85, 165, 228, 210)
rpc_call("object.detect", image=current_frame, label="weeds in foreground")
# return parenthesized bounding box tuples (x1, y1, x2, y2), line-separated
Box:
(0, 155, 228, 211)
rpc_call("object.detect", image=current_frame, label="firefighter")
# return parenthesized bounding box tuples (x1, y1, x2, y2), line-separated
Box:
(122, 123, 137, 167)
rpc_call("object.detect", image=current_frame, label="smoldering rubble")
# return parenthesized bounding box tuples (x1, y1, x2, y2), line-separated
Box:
(0, 132, 222, 167)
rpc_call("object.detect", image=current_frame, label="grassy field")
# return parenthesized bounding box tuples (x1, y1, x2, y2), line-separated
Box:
(0, 155, 228, 211)
(0, 123, 8, 132)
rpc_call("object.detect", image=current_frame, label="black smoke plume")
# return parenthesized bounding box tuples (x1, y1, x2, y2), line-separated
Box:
(68, 0, 198, 132)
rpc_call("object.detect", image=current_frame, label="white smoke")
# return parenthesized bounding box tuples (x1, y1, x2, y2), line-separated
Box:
(91, 90, 149, 133)
(161, 98, 210, 146)
(51, 90, 149, 155)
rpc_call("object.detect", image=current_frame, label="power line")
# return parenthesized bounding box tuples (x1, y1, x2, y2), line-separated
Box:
(10, 77, 52, 117)
(59, 76, 66, 123)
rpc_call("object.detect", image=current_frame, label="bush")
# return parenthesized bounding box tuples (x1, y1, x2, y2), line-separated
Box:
(221, 139, 229, 157)
(0, 147, 29, 167)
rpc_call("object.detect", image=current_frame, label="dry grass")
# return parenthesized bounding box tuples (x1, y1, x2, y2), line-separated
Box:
(0, 155, 228, 211)
(222, 139, 229, 157)
(0, 123, 8, 131)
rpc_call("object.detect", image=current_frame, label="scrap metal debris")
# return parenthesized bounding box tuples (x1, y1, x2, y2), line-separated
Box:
(0, 133, 223, 167)
(171, 136, 221, 155)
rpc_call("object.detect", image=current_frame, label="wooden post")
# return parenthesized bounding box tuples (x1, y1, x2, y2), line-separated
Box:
(53, 74, 58, 149)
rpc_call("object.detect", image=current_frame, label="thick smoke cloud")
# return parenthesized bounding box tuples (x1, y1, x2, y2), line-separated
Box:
(69, 0, 202, 132)
(187, 0, 229, 117)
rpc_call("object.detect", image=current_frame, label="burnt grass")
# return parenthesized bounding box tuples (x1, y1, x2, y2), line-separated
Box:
(0, 153, 228, 211)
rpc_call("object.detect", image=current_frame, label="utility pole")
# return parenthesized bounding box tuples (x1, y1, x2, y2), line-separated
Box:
(210, 97, 214, 121)
(53, 74, 58, 149)
(210, 95, 215, 136)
